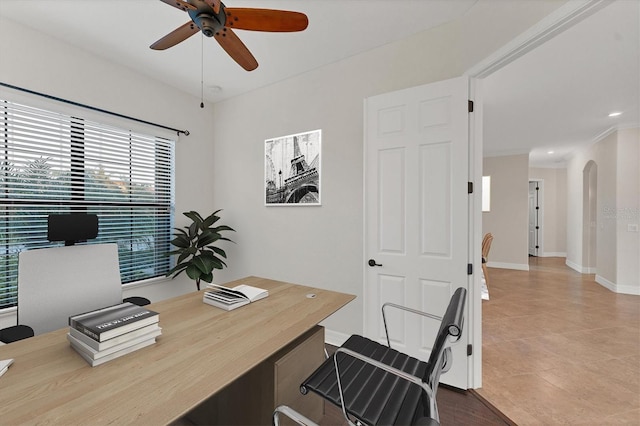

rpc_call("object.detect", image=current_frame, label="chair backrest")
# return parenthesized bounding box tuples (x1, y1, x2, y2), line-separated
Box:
(423, 287, 467, 388)
(482, 233, 493, 260)
(18, 243, 123, 335)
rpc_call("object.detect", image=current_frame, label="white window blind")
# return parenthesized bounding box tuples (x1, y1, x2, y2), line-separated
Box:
(0, 99, 175, 309)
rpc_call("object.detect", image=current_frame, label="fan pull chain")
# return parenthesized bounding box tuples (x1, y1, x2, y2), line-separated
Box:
(200, 33, 204, 109)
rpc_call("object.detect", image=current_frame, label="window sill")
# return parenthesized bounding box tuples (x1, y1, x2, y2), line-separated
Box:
(123, 276, 173, 291)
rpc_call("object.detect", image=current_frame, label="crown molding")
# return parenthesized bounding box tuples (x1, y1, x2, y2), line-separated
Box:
(466, 0, 610, 79)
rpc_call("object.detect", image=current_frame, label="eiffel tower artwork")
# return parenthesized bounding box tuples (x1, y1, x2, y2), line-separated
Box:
(265, 129, 321, 205)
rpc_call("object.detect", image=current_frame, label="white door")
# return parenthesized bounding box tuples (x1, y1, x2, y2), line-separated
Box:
(364, 76, 470, 389)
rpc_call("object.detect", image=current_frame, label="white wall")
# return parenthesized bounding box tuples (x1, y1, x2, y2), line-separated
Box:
(529, 167, 568, 256)
(0, 17, 219, 328)
(615, 128, 640, 292)
(210, 1, 565, 341)
(0, 1, 569, 333)
(566, 128, 639, 294)
(598, 134, 619, 285)
(482, 154, 530, 270)
(567, 133, 616, 279)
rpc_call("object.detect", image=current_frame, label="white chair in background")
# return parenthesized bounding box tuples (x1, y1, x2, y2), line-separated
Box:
(17, 243, 123, 335)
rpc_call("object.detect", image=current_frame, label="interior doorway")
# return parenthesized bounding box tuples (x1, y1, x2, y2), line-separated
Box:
(463, 0, 612, 390)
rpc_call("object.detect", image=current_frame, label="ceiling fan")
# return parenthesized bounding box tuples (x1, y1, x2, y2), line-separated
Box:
(151, 0, 309, 71)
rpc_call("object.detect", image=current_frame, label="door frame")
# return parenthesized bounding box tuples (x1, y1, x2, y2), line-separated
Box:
(528, 179, 545, 257)
(582, 160, 598, 273)
(468, 78, 483, 389)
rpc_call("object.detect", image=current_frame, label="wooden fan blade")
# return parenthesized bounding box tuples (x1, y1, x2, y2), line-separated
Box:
(224, 8, 309, 32)
(205, 0, 221, 14)
(213, 28, 258, 71)
(151, 21, 200, 50)
(159, 0, 196, 12)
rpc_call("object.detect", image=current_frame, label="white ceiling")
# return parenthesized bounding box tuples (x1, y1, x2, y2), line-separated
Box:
(0, 0, 476, 102)
(0, 0, 638, 168)
(483, 0, 639, 167)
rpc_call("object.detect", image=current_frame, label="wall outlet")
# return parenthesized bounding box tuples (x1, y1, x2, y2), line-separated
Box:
(628, 224, 639, 232)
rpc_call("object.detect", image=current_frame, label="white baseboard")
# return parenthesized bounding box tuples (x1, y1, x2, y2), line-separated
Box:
(486, 261, 530, 271)
(596, 275, 640, 295)
(615, 285, 640, 296)
(324, 328, 350, 347)
(566, 259, 596, 274)
(541, 252, 567, 258)
(566, 259, 583, 273)
(596, 275, 616, 292)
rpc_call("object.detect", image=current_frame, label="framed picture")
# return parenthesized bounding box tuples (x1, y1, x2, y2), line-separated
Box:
(265, 129, 321, 206)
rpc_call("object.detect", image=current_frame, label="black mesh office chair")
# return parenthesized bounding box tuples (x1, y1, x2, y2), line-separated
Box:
(296, 287, 467, 426)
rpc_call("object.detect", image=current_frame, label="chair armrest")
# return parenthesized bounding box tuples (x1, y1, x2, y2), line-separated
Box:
(382, 302, 442, 347)
(333, 347, 435, 425)
(0, 325, 34, 344)
(273, 405, 318, 426)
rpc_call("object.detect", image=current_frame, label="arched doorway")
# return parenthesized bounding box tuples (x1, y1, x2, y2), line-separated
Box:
(582, 161, 597, 273)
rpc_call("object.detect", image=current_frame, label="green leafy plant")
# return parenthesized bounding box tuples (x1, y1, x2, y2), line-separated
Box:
(166, 210, 235, 290)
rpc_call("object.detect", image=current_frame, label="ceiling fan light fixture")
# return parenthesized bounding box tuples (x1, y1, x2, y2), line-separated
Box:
(194, 14, 220, 37)
(153, 0, 308, 71)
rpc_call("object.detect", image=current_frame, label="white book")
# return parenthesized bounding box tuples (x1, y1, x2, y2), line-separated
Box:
(67, 327, 162, 360)
(0, 359, 13, 378)
(71, 337, 157, 367)
(203, 283, 268, 311)
(68, 323, 161, 351)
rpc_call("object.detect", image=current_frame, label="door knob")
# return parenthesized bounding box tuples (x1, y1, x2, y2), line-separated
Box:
(368, 259, 382, 267)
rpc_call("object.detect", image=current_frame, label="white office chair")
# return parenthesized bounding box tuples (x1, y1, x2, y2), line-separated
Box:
(17, 243, 123, 335)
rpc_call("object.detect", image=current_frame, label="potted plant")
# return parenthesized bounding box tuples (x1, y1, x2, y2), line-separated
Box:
(166, 210, 235, 290)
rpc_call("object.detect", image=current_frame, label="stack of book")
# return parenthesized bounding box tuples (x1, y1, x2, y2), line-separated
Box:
(67, 302, 161, 367)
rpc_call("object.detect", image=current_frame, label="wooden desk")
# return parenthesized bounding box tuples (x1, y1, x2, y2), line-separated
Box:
(0, 276, 354, 425)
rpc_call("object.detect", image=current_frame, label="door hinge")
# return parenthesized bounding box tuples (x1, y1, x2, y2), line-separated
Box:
(467, 263, 473, 275)
(468, 100, 474, 112)
(467, 344, 472, 356)
(468, 182, 473, 194)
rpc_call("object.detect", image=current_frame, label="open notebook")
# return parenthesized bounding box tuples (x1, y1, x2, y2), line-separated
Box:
(0, 359, 13, 378)
(203, 283, 268, 311)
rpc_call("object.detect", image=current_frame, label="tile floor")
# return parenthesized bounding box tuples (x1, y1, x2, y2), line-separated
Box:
(477, 257, 640, 425)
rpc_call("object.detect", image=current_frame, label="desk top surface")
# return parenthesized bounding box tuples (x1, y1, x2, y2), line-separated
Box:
(0, 276, 354, 425)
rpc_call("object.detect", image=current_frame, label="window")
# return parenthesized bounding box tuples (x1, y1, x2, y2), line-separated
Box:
(0, 99, 175, 309)
(482, 176, 491, 212)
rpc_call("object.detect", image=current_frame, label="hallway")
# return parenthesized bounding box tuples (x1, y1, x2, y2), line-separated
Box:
(478, 257, 640, 424)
